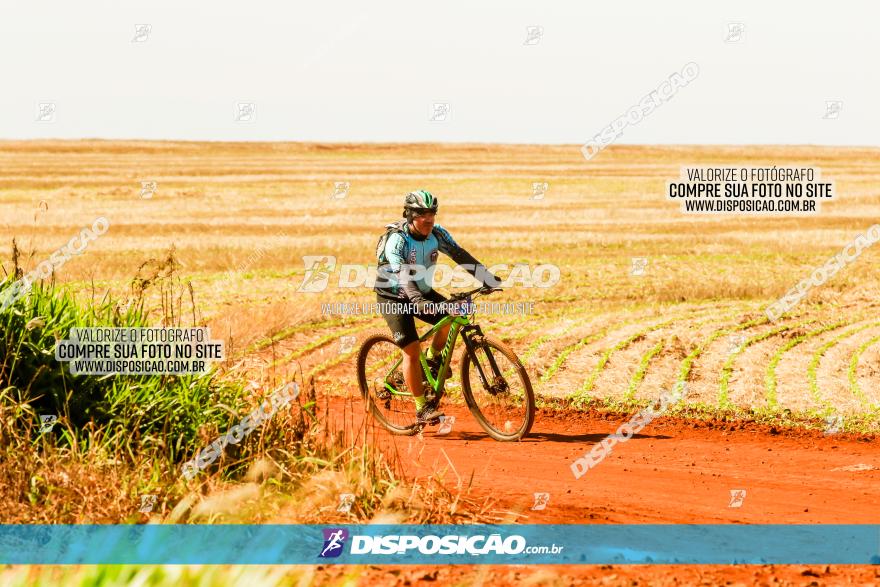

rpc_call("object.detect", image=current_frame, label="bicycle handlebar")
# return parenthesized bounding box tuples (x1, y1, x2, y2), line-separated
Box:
(446, 285, 502, 303)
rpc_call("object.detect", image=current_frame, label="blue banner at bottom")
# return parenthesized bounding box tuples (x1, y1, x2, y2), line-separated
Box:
(2, 525, 879, 565)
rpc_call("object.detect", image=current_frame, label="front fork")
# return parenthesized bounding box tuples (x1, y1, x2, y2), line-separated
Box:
(460, 324, 504, 392)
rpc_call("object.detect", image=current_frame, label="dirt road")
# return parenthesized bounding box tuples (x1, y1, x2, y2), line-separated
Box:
(321, 396, 880, 585)
(330, 397, 879, 525)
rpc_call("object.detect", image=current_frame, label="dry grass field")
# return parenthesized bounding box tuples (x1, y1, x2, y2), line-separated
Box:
(3, 140, 879, 426)
(5, 140, 880, 585)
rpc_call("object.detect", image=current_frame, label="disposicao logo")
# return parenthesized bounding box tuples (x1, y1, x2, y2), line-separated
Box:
(319, 528, 349, 558)
(316, 528, 563, 558)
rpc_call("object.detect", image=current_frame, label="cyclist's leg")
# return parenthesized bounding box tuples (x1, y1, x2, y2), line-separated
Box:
(427, 323, 450, 358)
(400, 339, 424, 399)
(420, 290, 451, 357)
(376, 294, 425, 401)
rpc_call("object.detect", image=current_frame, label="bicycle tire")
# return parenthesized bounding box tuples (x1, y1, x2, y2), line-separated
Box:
(460, 334, 535, 441)
(356, 330, 420, 435)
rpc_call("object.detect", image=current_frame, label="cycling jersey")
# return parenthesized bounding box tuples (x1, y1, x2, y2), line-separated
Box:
(374, 222, 498, 306)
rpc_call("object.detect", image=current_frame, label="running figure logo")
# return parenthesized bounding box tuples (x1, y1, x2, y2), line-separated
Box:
(630, 257, 648, 276)
(39, 415, 58, 434)
(531, 182, 549, 200)
(138, 494, 157, 513)
(298, 256, 337, 292)
(140, 180, 158, 199)
(531, 492, 550, 510)
(36, 102, 56, 122)
(523, 26, 544, 45)
(823, 100, 843, 120)
(724, 23, 745, 43)
(331, 181, 350, 200)
(319, 528, 349, 558)
(728, 489, 747, 508)
(429, 102, 450, 122)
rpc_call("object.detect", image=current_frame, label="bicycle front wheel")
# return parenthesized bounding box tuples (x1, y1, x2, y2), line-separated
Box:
(460, 334, 535, 441)
(356, 331, 420, 435)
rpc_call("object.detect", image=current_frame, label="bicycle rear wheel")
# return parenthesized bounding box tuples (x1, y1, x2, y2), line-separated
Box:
(460, 334, 535, 441)
(356, 331, 420, 435)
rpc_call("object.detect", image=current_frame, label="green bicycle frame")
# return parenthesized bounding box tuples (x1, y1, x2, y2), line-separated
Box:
(383, 313, 471, 397)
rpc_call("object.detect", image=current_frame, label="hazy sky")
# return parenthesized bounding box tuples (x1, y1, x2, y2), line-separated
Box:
(2, 1, 877, 144)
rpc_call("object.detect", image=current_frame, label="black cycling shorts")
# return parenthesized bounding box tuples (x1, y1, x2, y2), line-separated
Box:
(376, 290, 449, 348)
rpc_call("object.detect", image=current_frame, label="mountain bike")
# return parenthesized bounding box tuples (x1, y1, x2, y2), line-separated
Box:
(356, 286, 535, 441)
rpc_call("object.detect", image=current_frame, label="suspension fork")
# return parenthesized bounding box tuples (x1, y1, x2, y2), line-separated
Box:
(461, 324, 503, 389)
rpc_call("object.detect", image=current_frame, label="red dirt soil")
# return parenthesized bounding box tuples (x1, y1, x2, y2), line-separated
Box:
(320, 395, 880, 585)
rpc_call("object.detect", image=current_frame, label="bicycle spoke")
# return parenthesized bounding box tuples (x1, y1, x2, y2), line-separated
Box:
(465, 341, 533, 438)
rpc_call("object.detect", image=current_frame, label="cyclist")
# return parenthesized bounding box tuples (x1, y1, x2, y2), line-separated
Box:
(374, 190, 501, 424)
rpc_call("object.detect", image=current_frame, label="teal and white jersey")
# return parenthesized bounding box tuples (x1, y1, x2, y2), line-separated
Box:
(377, 223, 460, 298)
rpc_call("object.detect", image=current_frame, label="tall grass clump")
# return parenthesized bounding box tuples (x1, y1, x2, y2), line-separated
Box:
(0, 245, 244, 460)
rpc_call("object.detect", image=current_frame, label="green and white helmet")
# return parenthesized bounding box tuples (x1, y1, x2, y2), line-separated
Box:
(404, 190, 438, 215)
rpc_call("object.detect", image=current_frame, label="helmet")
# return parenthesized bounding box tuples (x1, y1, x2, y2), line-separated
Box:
(403, 190, 438, 219)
